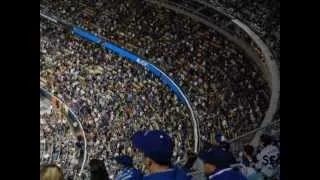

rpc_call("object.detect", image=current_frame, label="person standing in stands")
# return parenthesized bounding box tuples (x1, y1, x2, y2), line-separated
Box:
(215, 133, 226, 145)
(182, 151, 197, 173)
(241, 145, 256, 167)
(214, 133, 231, 152)
(199, 146, 247, 180)
(131, 130, 191, 180)
(114, 155, 143, 180)
(238, 145, 263, 180)
(255, 134, 280, 179)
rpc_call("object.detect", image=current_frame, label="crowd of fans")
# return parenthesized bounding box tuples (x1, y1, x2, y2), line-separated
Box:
(40, 0, 278, 179)
(40, 130, 280, 180)
(40, 108, 80, 179)
(205, 0, 280, 61)
(41, 20, 193, 178)
(40, 0, 280, 61)
(41, 0, 270, 141)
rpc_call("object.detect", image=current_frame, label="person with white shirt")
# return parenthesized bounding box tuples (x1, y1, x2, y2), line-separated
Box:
(255, 134, 280, 179)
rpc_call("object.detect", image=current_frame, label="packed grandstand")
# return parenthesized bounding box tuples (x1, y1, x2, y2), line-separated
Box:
(40, 0, 280, 180)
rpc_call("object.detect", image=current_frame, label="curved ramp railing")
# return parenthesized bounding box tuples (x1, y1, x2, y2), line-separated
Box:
(40, 87, 88, 178)
(229, 119, 280, 155)
(144, 0, 280, 149)
(40, 11, 200, 153)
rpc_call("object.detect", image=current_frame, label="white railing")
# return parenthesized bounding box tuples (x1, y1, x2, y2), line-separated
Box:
(145, 0, 280, 150)
(229, 119, 280, 155)
(40, 87, 88, 178)
(41, 10, 200, 154)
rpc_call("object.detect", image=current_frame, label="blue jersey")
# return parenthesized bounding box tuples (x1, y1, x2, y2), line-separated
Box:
(115, 167, 143, 180)
(208, 168, 248, 180)
(143, 166, 191, 180)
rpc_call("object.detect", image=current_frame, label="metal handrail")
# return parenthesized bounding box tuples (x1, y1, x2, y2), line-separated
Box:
(145, 0, 280, 150)
(40, 87, 88, 178)
(229, 119, 280, 143)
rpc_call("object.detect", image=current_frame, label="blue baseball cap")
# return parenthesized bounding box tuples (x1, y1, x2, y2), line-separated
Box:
(131, 130, 145, 150)
(114, 155, 133, 167)
(199, 146, 235, 169)
(131, 130, 174, 164)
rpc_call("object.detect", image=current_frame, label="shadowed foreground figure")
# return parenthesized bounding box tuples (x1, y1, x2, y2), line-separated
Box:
(199, 146, 247, 180)
(40, 164, 64, 180)
(114, 155, 143, 180)
(89, 159, 109, 180)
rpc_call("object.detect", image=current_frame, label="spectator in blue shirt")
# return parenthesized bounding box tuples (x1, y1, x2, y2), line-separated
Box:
(215, 133, 226, 145)
(237, 145, 263, 180)
(131, 130, 191, 180)
(114, 155, 143, 180)
(199, 146, 247, 180)
(183, 151, 197, 173)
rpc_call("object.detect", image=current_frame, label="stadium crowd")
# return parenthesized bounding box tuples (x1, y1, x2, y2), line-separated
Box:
(40, 0, 279, 179)
(40, 109, 80, 179)
(206, 0, 280, 61)
(41, 0, 270, 142)
(41, 20, 193, 178)
(40, 129, 280, 180)
(40, 0, 280, 61)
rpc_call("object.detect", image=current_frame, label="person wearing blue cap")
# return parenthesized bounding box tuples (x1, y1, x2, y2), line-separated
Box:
(199, 146, 247, 180)
(215, 133, 226, 144)
(214, 133, 232, 153)
(131, 130, 191, 180)
(114, 155, 143, 180)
